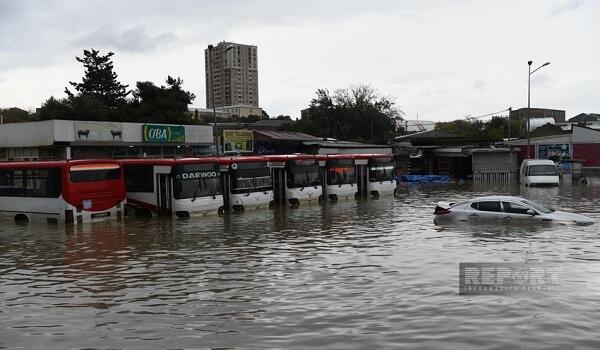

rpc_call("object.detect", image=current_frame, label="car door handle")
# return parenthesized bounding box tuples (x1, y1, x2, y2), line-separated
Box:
(469, 213, 479, 217)
(503, 216, 512, 220)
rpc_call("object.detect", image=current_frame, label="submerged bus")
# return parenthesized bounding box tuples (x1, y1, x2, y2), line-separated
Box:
(121, 158, 224, 218)
(322, 154, 357, 201)
(364, 154, 397, 197)
(220, 156, 273, 211)
(0, 160, 126, 224)
(267, 154, 322, 206)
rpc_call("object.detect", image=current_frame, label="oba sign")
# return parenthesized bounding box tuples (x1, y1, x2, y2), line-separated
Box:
(142, 124, 186, 143)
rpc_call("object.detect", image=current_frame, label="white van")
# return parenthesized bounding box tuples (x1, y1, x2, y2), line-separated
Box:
(520, 159, 559, 186)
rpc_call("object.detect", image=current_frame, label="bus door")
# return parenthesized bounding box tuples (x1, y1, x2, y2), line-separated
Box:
(157, 173, 172, 215)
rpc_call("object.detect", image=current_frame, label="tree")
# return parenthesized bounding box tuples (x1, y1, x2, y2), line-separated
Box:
(287, 85, 403, 143)
(434, 115, 516, 140)
(65, 49, 130, 106)
(0, 107, 32, 123)
(130, 76, 196, 124)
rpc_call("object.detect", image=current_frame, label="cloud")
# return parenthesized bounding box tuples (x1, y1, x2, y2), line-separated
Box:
(472, 79, 486, 91)
(550, 0, 584, 16)
(71, 26, 177, 53)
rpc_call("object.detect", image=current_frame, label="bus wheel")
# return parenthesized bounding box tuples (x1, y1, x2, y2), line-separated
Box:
(14, 214, 29, 224)
(268, 201, 275, 209)
(233, 205, 244, 212)
(289, 198, 300, 208)
(371, 191, 380, 199)
(218, 206, 225, 215)
(328, 194, 338, 202)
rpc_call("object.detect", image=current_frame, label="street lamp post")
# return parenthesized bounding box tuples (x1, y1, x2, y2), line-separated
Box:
(526, 60, 551, 159)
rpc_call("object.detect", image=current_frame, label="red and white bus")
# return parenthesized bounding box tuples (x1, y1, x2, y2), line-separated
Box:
(266, 154, 322, 206)
(0, 160, 126, 224)
(321, 154, 358, 201)
(220, 156, 273, 211)
(359, 154, 398, 197)
(120, 158, 223, 218)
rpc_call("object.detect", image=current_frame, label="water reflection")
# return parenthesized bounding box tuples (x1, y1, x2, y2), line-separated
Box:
(2, 181, 600, 349)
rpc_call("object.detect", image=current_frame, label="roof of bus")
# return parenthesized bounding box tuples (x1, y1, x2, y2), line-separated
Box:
(218, 156, 269, 164)
(118, 157, 219, 165)
(0, 159, 121, 169)
(265, 154, 317, 161)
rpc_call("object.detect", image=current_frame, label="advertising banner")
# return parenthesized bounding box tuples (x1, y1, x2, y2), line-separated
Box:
(74, 121, 123, 142)
(223, 129, 253, 153)
(538, 144, 570, 160)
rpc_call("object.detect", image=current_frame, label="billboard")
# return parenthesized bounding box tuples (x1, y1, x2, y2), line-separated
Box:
(223, 129, 253, 153)
(74, 121, 123, 142)
(142, 124, 185, 143)
(538, 144, 570, 160)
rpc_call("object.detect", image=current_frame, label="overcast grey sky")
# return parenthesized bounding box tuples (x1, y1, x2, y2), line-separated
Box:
(0, 0, 599, 120)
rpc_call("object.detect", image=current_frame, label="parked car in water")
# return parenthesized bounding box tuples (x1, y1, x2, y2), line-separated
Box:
(434, 195, 594, 226)
(520, 159, 559, 186)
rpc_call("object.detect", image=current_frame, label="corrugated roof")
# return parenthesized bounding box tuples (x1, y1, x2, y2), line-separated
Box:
(254, 130, 320, 141)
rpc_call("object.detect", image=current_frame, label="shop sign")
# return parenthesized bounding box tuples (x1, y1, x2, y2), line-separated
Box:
(538, 144, 570, 160)
(143, 124, 185, 143)
(223, 129, 253, 152)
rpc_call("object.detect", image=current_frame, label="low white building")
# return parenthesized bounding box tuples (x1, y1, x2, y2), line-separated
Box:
(0, 120, 213, 160)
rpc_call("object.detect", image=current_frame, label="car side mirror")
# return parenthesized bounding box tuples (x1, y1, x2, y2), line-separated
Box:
(526, 209, 535, 216)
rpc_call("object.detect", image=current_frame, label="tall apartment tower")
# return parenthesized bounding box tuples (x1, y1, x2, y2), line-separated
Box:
(205, 41, 259, 108)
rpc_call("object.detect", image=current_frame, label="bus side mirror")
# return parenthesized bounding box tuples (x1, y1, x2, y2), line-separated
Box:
(526, 209, 535, 216)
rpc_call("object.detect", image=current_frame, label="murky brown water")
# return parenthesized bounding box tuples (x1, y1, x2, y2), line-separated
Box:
(2, 181, 600, 349)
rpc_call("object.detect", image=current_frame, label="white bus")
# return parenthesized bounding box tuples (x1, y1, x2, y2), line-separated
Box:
(121, 158, 224, 218)
(220, 156, 273, 211)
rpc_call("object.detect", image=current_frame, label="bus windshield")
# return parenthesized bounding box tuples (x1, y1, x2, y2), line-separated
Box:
(369, 158, 394, 182)
(230, 162, 272, 194)
(70, 164, 121, 183)
(287, 159, 320, 188)
(528, 164, 558, 176)
(327, 159, 355, 185)
(172, 164, 221, 199)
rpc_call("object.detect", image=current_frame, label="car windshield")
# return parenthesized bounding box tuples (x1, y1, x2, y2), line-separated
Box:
(528, 164, 557, 176)
(519, 198, 555, 214)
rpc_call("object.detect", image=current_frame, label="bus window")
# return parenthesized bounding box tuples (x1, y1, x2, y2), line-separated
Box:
(124, 165, 154, 192)
(287, 159, 320, 188)
(0, 168, 61, 198)
(230, 162, 272, 194)
(70, 164, 121, 183)
(172, 164, 222, 199)
(326, 159, 355, 185)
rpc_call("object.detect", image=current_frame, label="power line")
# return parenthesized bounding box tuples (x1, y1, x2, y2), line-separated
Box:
(470, 107, 512, 120)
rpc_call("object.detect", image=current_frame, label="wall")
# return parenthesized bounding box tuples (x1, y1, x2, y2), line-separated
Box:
(573, 144, 600, 167)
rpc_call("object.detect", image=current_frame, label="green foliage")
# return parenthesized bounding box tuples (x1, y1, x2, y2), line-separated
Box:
(287, 85, 403, 143)
(130, 76, 196, 124)
(434, 115, 518, 140)
(65, 49, 130, 106)
(37, 49, 197, 124)
(0, 107, 32, 123)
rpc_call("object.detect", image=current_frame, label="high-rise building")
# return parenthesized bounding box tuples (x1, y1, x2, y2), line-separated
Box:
(205, 41, 258, 108)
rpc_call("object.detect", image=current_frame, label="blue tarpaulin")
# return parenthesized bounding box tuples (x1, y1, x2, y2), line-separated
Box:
(399, 175, 451, 183)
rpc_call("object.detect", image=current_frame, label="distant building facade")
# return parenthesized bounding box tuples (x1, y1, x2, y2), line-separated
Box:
(509, 108, 565, 124)
(205, 41, 259, 108)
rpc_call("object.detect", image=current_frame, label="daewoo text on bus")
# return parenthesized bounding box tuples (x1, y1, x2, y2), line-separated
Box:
(120, 158, 224, 218)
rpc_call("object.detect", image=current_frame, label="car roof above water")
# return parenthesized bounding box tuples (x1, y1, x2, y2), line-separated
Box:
(470, 195, 527, 202)
(522, 159, 556, 166)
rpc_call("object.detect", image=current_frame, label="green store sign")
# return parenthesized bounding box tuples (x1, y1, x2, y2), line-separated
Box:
(142, 124, 185, 143)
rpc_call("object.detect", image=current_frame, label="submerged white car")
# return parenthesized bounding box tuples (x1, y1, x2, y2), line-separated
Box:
(434, 196, 594, 226)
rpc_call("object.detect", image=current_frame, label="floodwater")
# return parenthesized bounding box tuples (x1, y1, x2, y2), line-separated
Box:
(2, 181, 600, 349)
